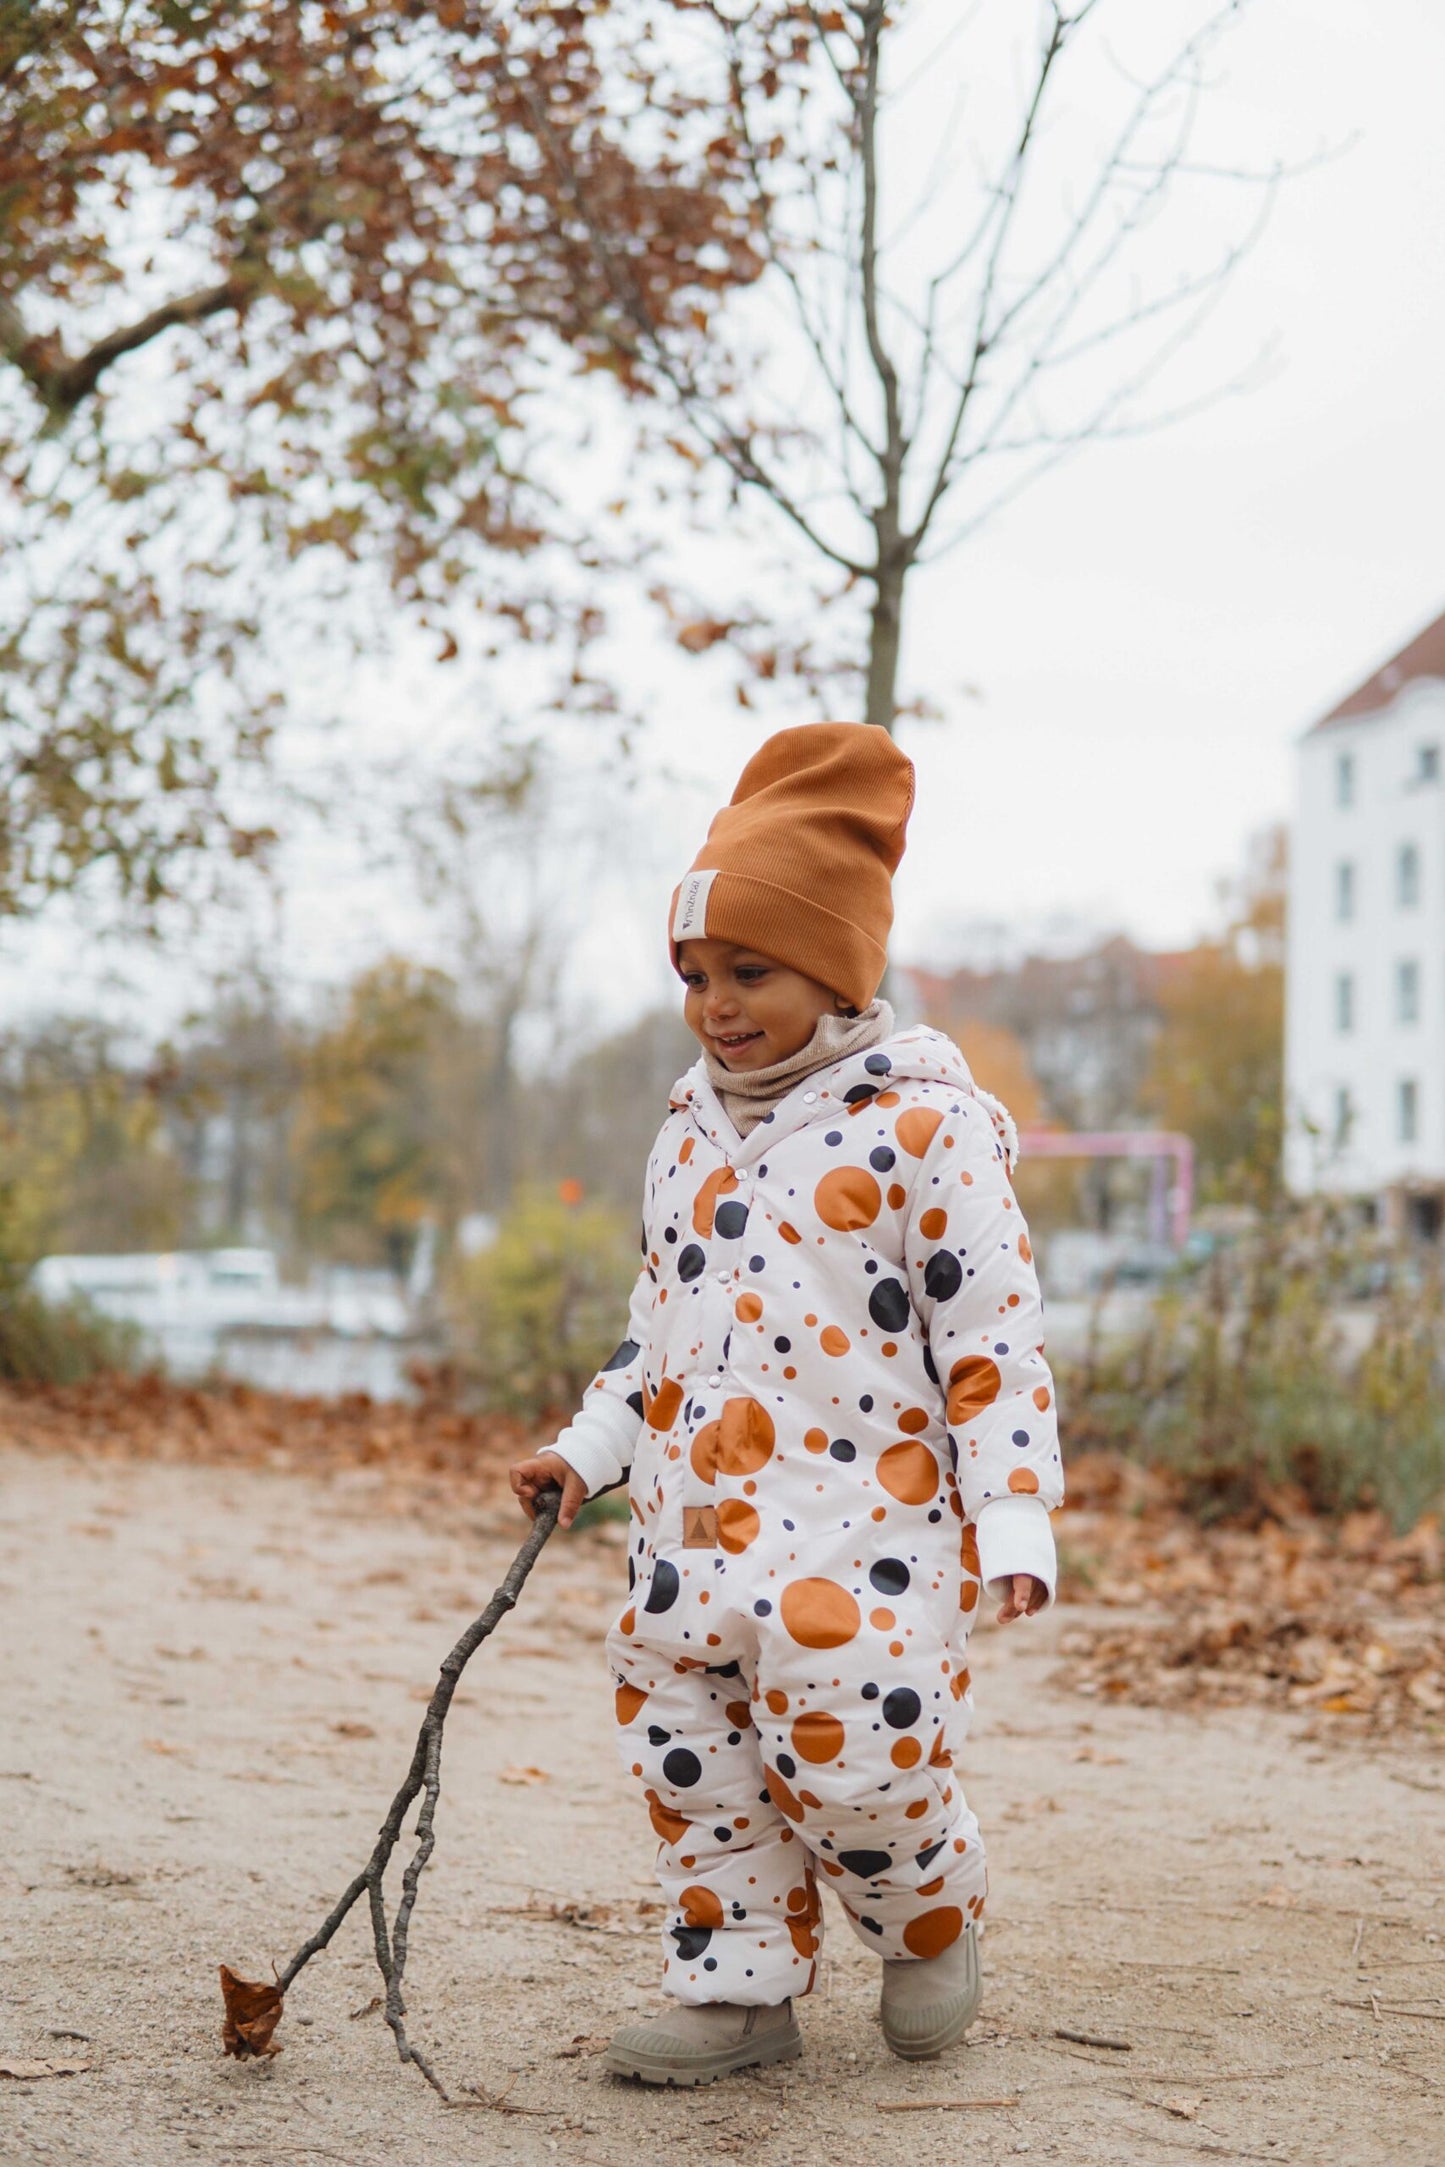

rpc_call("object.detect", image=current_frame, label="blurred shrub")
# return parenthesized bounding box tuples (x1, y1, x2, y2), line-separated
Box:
(1059, 1212, 1445, 1532)
(0, 1191, 142, 1385)
(0, 1272, 141, 1386)
(447, 1185, 637, 1417)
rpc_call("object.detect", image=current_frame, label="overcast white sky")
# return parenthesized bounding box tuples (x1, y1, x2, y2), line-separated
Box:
(3, 0, 1443, 1044)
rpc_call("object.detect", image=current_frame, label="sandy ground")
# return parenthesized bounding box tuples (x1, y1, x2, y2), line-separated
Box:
(1, 1445, 1441, 2167)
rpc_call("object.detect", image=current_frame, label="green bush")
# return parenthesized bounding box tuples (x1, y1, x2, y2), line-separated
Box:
(1058, 1212, 1445, 1533)
(0, 1278, 142, 1385)
(447, 1185, 639, 1418)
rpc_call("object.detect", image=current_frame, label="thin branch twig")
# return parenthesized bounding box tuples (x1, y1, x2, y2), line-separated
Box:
(222, 1487, 562, 2100)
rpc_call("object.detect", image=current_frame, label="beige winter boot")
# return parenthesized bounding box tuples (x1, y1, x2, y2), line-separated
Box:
(879, 1921, 982, 2059)
(604, 1999, 802, 2086)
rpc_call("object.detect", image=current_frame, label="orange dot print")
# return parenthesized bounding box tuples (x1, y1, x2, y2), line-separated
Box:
(947, 1355, 1002, 1426)
(647, 1789, 692, 1844)
(787, 1915, 819, 1959)
(689, 1419, 721, 1485)
(678, 1136, 694, 1163)
(960, 1522, 980, 1576)
(903, 1906, 964, 1958)
(725, 1699, 752, 1729)
(813, 1167, 882, 1231)
(959, 1578, 979, 1612)
(764, 1688, 789, 1716)
(692, 1165, 739, 1237)
(919, 1206, 948, 1240)
(1033, 1385, 1051, 1411)
(877, 1438, 941, 1505)
(764, 1765, 805, 1823)
(897, 1407, 930, 1434)
(803, 1427, 829, 1454)
(615, 1683, 648, 1726)
(679, 1885, 724, 1929)
(718, 1498, 762, 1551)
(1018, 1232, 1032, 1263)
(1008, 1467, 1040, 1494)
(780, 1577, 861, 1650)
(819, 1325, 850, 1356)
(890, 1736, 922, 1769)
(779, 1221, 802, 1244)
(646, 1376, 684, 1431)
(790, 1710, 846, 1764)
(735, 1292, 763, 1323)
(718, 1397, 776, 1476)
(887, 1182, 907, 1210)
(896, 1107, 944, 1158)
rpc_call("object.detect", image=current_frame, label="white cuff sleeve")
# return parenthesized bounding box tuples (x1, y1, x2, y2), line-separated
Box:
(549, 1398, 639, 1498)
(975, 1494, 1058, 1610)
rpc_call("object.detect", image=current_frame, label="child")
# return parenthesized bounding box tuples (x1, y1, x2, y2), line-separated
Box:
(511, 722, 1062, 2085)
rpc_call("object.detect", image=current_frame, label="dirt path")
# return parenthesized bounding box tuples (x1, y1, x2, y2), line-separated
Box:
(1, 1446, 1440, 2167)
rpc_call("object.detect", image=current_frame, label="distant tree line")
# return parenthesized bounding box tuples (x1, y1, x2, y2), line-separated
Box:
(0, 829, 1283, 1279)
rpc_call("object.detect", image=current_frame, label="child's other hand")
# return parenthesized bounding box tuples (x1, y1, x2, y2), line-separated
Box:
(510, 1451, 588, 1531)
(996, 1573, 1048, 1623)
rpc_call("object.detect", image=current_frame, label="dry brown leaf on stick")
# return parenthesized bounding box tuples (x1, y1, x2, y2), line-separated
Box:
(218, 1487, 561, 2100)
(219, 1967, 285, 2059)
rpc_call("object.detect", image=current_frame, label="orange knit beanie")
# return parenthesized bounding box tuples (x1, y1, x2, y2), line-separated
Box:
(669, 723, 915, 1010)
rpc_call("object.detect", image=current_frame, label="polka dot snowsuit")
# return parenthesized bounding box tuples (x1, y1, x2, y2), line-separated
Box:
(561, 1028, 1063, 2006)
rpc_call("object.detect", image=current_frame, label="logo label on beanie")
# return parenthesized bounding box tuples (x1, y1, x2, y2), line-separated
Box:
(672, 868, 717, 942)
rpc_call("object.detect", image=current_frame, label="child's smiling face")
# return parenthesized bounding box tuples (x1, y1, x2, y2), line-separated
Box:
(678, 938, 845, 1071)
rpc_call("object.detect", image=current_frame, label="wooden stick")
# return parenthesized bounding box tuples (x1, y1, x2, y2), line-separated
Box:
(1054, 2027, 1132, 2052)
(222, 1488, 562, 2099)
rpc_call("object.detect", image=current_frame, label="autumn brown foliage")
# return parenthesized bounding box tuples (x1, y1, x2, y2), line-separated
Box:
(0, 0, 760, 912)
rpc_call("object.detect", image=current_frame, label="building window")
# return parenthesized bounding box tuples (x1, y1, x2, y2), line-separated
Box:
(1419, 744, 1440, 783)
(1397, 958, 1420, 1024)
(1398, 840, 1420, 907)
(1336, 750, 1355, 807)
(1335, 972, 1354, 1032)
(1336, 861, 1355, 920)
(1333, 1086, 1353, 1149)
(1399, 1078, 1419, 1144)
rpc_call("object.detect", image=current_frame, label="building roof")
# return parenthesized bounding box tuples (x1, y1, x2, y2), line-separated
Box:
(1313, 607, 1445, 728)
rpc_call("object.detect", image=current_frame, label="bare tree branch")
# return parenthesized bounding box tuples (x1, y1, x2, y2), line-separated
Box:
(220, 1486, 562, 2101)
(903, 0, 1077, 559)
(0, 275, 250, 420)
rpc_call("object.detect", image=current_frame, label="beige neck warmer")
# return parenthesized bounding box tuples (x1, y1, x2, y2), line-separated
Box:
(703, 999, 895, 1137)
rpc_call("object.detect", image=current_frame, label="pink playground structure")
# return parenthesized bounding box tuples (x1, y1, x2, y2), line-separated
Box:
(1017, 1130, 1195, 1249)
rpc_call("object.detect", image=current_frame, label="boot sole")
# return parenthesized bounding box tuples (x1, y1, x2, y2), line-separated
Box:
(604, 2027, 802, 2087)
(881, 2019, 973, 2060)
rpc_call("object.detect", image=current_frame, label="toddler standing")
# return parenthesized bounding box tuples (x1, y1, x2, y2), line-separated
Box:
(512, 722, 1063, 2084)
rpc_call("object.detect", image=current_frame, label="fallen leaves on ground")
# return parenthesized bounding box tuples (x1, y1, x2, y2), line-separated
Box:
(0, 1372, 538, 1494)
(1058, 1453, 1444, 1736)
(497, 1894, 667, 1936)
(7, 1379, 1441, 1740)
(219, 1966, 285, 2059)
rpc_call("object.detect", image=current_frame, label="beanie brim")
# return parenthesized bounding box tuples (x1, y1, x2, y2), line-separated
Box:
(669, 869, 887, 1011)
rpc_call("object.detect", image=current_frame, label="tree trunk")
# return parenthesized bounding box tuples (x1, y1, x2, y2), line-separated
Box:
(863, 559, 905, 733)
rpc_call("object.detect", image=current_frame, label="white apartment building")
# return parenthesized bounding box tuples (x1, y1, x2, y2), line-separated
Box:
(1285, 609, 1445, 1232)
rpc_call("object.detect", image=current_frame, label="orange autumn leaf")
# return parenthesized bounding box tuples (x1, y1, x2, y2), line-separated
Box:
(219, 1966, 285, 2059)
